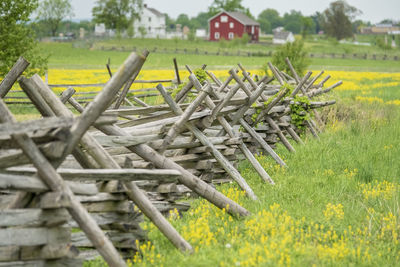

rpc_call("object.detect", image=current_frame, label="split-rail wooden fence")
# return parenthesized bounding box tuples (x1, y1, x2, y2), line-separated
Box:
(0, 52, 340, 266)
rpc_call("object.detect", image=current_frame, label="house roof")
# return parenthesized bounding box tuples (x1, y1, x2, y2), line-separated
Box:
(208, 11, 259, 26)
(147, 7, 164, 17)
(273, 31, 292, 40)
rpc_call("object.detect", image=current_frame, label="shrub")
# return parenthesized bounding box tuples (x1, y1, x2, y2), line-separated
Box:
(267, 39, 310, 76)
(0, 0, 48, 77)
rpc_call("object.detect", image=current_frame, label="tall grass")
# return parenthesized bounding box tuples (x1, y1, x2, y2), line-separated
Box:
(89, 77, 400, 267)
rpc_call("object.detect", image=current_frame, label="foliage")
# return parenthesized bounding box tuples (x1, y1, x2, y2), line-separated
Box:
(0, 0, 48, 78)
(193, 68, 207, 85)
(257, 8, 282, 34)
(320, 0, 361, 40)
(121, 71, 400, 266)
(282, 10, 303, 34)
(290, 95, 311, 131)
(269, 39, 310, 76)
(208, 0, 253, 18)
(92, 0, 142, 33)
(31, 19, 95, 39)
(376, 37, 392, 51)
(176, 14, 191, 28)
(36, 0, 74, 36)
(301, 16, 315, 38)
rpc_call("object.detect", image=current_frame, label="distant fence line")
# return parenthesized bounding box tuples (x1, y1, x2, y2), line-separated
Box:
(97, 46, 400, 61)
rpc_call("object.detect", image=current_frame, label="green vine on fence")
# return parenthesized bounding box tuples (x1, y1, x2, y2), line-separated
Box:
(290, 95, 311, 131)
(247, 82, 311, 132)
(171, 68, 207, 101)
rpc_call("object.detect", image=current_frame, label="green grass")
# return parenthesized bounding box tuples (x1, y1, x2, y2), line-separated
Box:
(90, 34, 400, 56)
(15, 36, 400, 266)
(82, 63, 400, 266)
(40, 42, 400, 72)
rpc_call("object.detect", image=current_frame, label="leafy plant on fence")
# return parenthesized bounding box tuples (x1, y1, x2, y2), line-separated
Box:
(290, 95, 311, 131)
(171, 68, 208, 101)
(264, 39, 310, 76)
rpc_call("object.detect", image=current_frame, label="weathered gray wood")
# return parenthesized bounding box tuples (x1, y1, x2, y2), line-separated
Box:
(0, 173, 98, 195)
(0, 117, 73, 139)
(208, 72, 285, 167)
(0, 100, 126, 266)
(114, 67, 141, 109)
(5, 167, 181, 182)
(308, 81, 342, 97)
(67, 212, 142, 228)
(96, 123, 250, 217)
(0, 244, 79, 262)
(0, 227, 70, 246)
(39, 191, 71, 209)
(173, 58, 181, 84)
(59, 87, 76, 104)
(290, 71, 313, 97)
(19, 77, 56, 116)
(72, 231, 145, 248)
(309, 100, 337, 108)
(116, 111, 174, 128)
(94, 134, 162, 147)
(32, 77, 194, 254)
(82, 200, 136, 213)
(0, 208, 70, 227)
(159, 82, 212, 153)
(157, 83, 258, 200)
(0, 258, 83, 267)
(76, 193, 126, 203)
(317, 74, 331, 87)
(0, 57, 30, 98)
(20, 243, 78, 261)
(189, 74, 275, 184)
(239, 118, 287, 166)
(266, 116, 295, 152)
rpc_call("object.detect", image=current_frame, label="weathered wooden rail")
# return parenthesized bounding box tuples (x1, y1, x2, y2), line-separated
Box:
(0, 53, 339, 266)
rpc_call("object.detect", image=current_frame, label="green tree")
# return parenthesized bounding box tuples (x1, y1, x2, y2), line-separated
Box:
(283, 10, 303, 34)
(165, 13, 176, 32)
(192, 12, 210, 30)
(36, 0, 74, 36)
(269, 39, 310, 76)
(311, 12, 323, 34)
(208, 0, 253, 18)
(176, 14, 191, 28)
(0, 0, 47, 77)
(301, 16, 315, 38)
(320, 0, 361, 40)
(257, 8, 282, 33)
(92, 0, 142, 33)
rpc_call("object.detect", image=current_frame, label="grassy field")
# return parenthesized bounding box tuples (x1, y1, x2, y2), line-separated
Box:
(81, 70, 400, 267)
(6, 37, 400, 266)
(88, 34, 400, 56)
(39, 41, 400, 72)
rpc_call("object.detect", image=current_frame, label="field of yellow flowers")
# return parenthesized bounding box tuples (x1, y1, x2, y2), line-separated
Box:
(42, 68, 400, 267)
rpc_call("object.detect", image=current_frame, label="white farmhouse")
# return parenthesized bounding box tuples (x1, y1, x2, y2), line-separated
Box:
(273, 31, 295, 45)
(133, 4, 166, 38)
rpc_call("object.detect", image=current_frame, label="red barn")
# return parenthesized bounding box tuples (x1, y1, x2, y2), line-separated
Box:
(208, 11, 260, 42)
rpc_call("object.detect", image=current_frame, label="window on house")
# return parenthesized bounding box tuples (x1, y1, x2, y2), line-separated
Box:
(251, 26, 254, 34)
(228, 32, 234, 39)
(229, 22, 234, 28)
(215, 22, 219, 28)
(148, 26, 151, 31)
(215, 32, 220, 39)
(221, 15, 228, 22)
(149, 17, 151, 22)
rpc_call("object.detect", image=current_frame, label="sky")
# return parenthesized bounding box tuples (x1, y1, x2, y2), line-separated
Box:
(71, 0, 400, 24)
